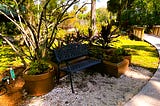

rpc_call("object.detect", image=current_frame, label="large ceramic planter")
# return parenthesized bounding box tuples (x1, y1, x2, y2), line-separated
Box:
(95, 59, 129, 78)
(152, 25, 160, 36)
(133, 27, 144, 40)
(123, 55, 131, 65)
(23, 68, 55, 96)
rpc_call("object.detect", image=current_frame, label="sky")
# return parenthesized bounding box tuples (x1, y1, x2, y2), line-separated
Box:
(34, 0, 109, 12)
(96, 0, 109, 9)
(83, 0, 109, 12)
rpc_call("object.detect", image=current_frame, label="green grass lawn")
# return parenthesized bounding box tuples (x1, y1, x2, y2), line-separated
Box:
(0, 46, 22, 73)
(111, 35, 159, 73)
(0, 35, 159, 74)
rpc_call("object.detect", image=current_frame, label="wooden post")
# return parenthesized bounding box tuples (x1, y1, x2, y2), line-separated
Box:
(152, 25, 160, 36)
(133, 27, 144, 40)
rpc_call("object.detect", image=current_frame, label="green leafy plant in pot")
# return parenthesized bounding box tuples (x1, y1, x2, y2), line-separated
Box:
(89, 47, 130, 77)
(23, 60, 55, 96)
(27, 60, 50, 75)
(113, 47, 131, 64)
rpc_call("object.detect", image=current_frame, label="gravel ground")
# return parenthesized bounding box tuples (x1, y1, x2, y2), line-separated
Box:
(20, 65, 153, 106)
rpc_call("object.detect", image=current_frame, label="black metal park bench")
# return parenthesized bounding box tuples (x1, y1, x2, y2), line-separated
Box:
(54, 43, 101, 93)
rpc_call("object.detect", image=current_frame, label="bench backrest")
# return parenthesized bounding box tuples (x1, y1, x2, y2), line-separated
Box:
(54, 43, 88, 63)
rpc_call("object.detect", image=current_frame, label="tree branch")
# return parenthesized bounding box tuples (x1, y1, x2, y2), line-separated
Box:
(48, 0, 80, 47)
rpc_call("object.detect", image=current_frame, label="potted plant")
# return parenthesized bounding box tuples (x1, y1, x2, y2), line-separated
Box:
(0, 0, 83, 96)
(102, 48, 130, 77)
(89, 47, 130, 78)
(113, 47, 132, 65)
(23, 60, 55, 96)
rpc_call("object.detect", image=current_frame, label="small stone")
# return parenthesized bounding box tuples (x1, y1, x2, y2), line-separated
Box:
(124, 93, 134, 100)
(65, 101, 69, 104)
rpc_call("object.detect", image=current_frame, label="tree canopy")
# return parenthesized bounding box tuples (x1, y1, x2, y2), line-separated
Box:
(107, 0, 160, 31)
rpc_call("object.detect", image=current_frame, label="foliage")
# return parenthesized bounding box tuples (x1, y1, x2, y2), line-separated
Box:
(114, 47, 131, 56)
(108, 55, 124, 63)
(120, 0, 148, 27)
(107, 0, 160, 33)
(107, 0, 135, 27)
(0, 39, 2, 46)
(92, 20, 120, 48)
(107, 47, 131, 63)
(0, 22, 20, 35)
(0, 0, 85, 75)
(59, 30, 89, 45)
(27, 60, 50, 75)
(118, 0, 160, 31)
(89, 46, 129, 63)
(75, 22, 89, 35)
(96, 8, 109, 24)
(0, 46, 22, 74)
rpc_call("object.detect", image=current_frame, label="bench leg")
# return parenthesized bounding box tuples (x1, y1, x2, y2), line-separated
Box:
(69, 72, 74, 93)
(56, 68, 60, 84)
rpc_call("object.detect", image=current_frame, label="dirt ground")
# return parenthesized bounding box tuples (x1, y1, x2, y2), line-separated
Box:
(0, 66, 25, 106)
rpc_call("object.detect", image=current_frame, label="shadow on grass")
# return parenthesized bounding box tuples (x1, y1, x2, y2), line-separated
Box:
(0, 46, 16, 59)
(0, 46, 17, 72)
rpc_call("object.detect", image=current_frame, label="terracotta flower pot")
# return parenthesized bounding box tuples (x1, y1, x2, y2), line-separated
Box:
(123, 55, 131, 65)
(94, 59, 129, 78)
(152, 25, 160, 36)
(133, 26, 144, 40)
(23, 68, 55, 96)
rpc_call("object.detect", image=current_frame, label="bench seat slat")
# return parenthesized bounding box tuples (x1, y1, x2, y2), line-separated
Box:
(61, 59, 101, 72)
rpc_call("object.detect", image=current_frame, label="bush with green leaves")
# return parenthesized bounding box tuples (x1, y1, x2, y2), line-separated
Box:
(120, 0, 160, 32)
(27, 60, 50, 75)
(114, 47, 131, 56)
(0, 22, 20, 35)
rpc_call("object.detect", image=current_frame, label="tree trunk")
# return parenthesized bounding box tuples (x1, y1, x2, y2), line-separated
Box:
(91, 0, 96, 36)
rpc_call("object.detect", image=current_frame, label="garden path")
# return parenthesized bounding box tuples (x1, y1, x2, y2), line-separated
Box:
(125, 34, 160, 106)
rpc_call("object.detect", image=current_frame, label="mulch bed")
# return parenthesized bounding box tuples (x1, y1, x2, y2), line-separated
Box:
(0, 66, 25, 106)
